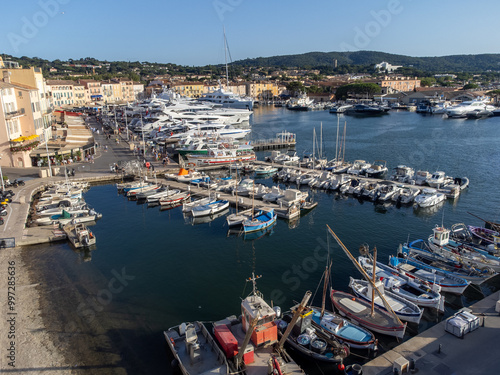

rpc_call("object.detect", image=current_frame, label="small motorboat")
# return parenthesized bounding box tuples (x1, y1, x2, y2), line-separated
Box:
(63, 222, 96, 249)
(414, 188, 446, 208)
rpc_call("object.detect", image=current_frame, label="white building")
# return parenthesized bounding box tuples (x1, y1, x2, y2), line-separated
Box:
(375, 61, 402, 73)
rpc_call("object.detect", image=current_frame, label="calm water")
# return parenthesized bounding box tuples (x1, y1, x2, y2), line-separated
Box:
(30, 107, 500, 373)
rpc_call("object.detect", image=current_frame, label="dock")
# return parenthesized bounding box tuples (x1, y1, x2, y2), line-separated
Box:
(361, 289, 500, 375)
(162, 178, 300, 220)
(251, 131, 296, 151)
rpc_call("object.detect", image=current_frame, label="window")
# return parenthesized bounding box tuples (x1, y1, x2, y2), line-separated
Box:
(18, 91, 22, 97)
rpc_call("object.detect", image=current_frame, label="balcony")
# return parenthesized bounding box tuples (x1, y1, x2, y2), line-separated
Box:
(5, 108, 26, 119)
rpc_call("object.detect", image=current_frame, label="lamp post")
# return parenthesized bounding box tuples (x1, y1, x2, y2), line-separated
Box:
(0, 156, 4, 191)
(44, 127, 52, 177)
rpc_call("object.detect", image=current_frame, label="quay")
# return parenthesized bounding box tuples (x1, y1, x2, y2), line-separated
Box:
(362, 287, 500, 374)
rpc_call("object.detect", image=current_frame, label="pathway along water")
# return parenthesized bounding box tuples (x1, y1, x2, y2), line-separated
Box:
(25, 107, 500, 373)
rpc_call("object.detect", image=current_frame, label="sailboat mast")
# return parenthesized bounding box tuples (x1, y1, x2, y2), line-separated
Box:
(223, 28, 229, 89)
(342, 121, 347, 163)
(320, 122, 323, 160)
(312, 128, 316, 168)
(371, 247, 377, 316)
(335, 116, 339, 162)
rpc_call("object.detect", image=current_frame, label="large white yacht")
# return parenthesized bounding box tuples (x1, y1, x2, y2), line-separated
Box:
(198, 85, 254, 110)
(445, 98, 495, 118)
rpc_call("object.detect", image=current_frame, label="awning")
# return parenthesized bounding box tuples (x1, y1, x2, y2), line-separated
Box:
(10, 134, 39, 142)
(91, 95, 103, 99)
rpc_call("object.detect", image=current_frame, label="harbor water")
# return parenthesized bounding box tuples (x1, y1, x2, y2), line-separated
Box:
(27, 107, 500, 373)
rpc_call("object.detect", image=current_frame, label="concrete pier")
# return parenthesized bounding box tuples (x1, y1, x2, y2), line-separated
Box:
(361, 289, 500, 374)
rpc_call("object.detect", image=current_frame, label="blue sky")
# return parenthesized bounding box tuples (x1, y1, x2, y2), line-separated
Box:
(0, 0, 498, 65)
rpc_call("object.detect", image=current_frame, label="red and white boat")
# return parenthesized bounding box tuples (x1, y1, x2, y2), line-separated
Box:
(186, 147, 256, 167)
(159, 192, 190, 206)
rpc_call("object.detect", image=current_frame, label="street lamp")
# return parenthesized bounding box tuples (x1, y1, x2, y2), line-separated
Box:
(0, 156, 4, 191)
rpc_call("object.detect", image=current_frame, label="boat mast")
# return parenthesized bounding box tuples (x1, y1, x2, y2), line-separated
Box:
(320, 122, 323, 161)
(370, 247, 377, 316)
(342, 121, 347, 163)
(321, 262, 332, 318)
(335, 115, 339, 162)
(326, 225, 403, 325)
(312, 127, 316, 168)
(223, 27, 229, 90)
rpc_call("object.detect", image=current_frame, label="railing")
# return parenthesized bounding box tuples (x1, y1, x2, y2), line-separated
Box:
(5, 108, 25, 118)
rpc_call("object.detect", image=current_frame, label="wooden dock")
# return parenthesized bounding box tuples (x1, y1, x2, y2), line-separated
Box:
(161, 178, 301, 220)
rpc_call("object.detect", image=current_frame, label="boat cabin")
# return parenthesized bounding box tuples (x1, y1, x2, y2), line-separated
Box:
(241, 293, 278, 347)
(431, 226, 450, 247)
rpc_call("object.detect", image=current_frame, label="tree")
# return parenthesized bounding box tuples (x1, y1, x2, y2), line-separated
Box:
(420, 77, 436, 87)
(463, 83, 479, 90)
(335, 83, 381, 100)
(286, 81, 305, 96)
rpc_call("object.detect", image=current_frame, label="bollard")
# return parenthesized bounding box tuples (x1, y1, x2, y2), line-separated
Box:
(482, 316, 485, 327)
(438, 344, 442, 354)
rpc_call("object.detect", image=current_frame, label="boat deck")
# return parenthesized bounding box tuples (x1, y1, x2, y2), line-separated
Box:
(214, 317, 303, 375)
(165, 323, 228, 375)
(333, 291, 402, 329)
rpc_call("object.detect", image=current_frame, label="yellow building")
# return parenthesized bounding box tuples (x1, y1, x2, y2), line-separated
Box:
(171, 82, 205, 98)
(1, 59, 52, 136)
(379, 76, 421, 93)
(246, 81, 279, 100)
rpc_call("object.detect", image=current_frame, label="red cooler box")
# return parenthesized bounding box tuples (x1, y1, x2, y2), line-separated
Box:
(243, 343, 255, 365)
(214, 324, 238, 358)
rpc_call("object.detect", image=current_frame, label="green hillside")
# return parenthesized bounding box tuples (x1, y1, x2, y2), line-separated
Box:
(232, 51, 500, 72)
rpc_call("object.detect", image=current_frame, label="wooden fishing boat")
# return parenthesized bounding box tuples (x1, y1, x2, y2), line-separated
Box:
(278, 306, 349, 364)
(389, 255, 470, 294)
(468, 225, 500, 245)
(349, 277, 423, 324)
(330, 289, 406, 339)
(164, 321, 230, 375)
(212, 274, 304, 375)
(159, 192, 191, 206)
(327, 226, 407, 339)
(358, 256, 444, 311)
(191, 200, 230, 217)
(309, 307, 377, 350)
(242, 209, 277, 233)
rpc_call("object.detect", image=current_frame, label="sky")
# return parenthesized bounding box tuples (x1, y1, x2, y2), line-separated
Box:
(0, 0, 499, 66)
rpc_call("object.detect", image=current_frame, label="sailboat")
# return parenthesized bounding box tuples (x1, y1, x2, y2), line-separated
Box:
(197, 29, 253, 110)
(327, 225, 407, 339)
(326, 118, 351, 173)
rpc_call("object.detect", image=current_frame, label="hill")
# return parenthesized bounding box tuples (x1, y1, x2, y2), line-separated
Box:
(232, 51, 500, 72)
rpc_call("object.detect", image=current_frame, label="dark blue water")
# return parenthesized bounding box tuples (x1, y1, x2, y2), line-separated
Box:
(30, 108, 500, 373)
